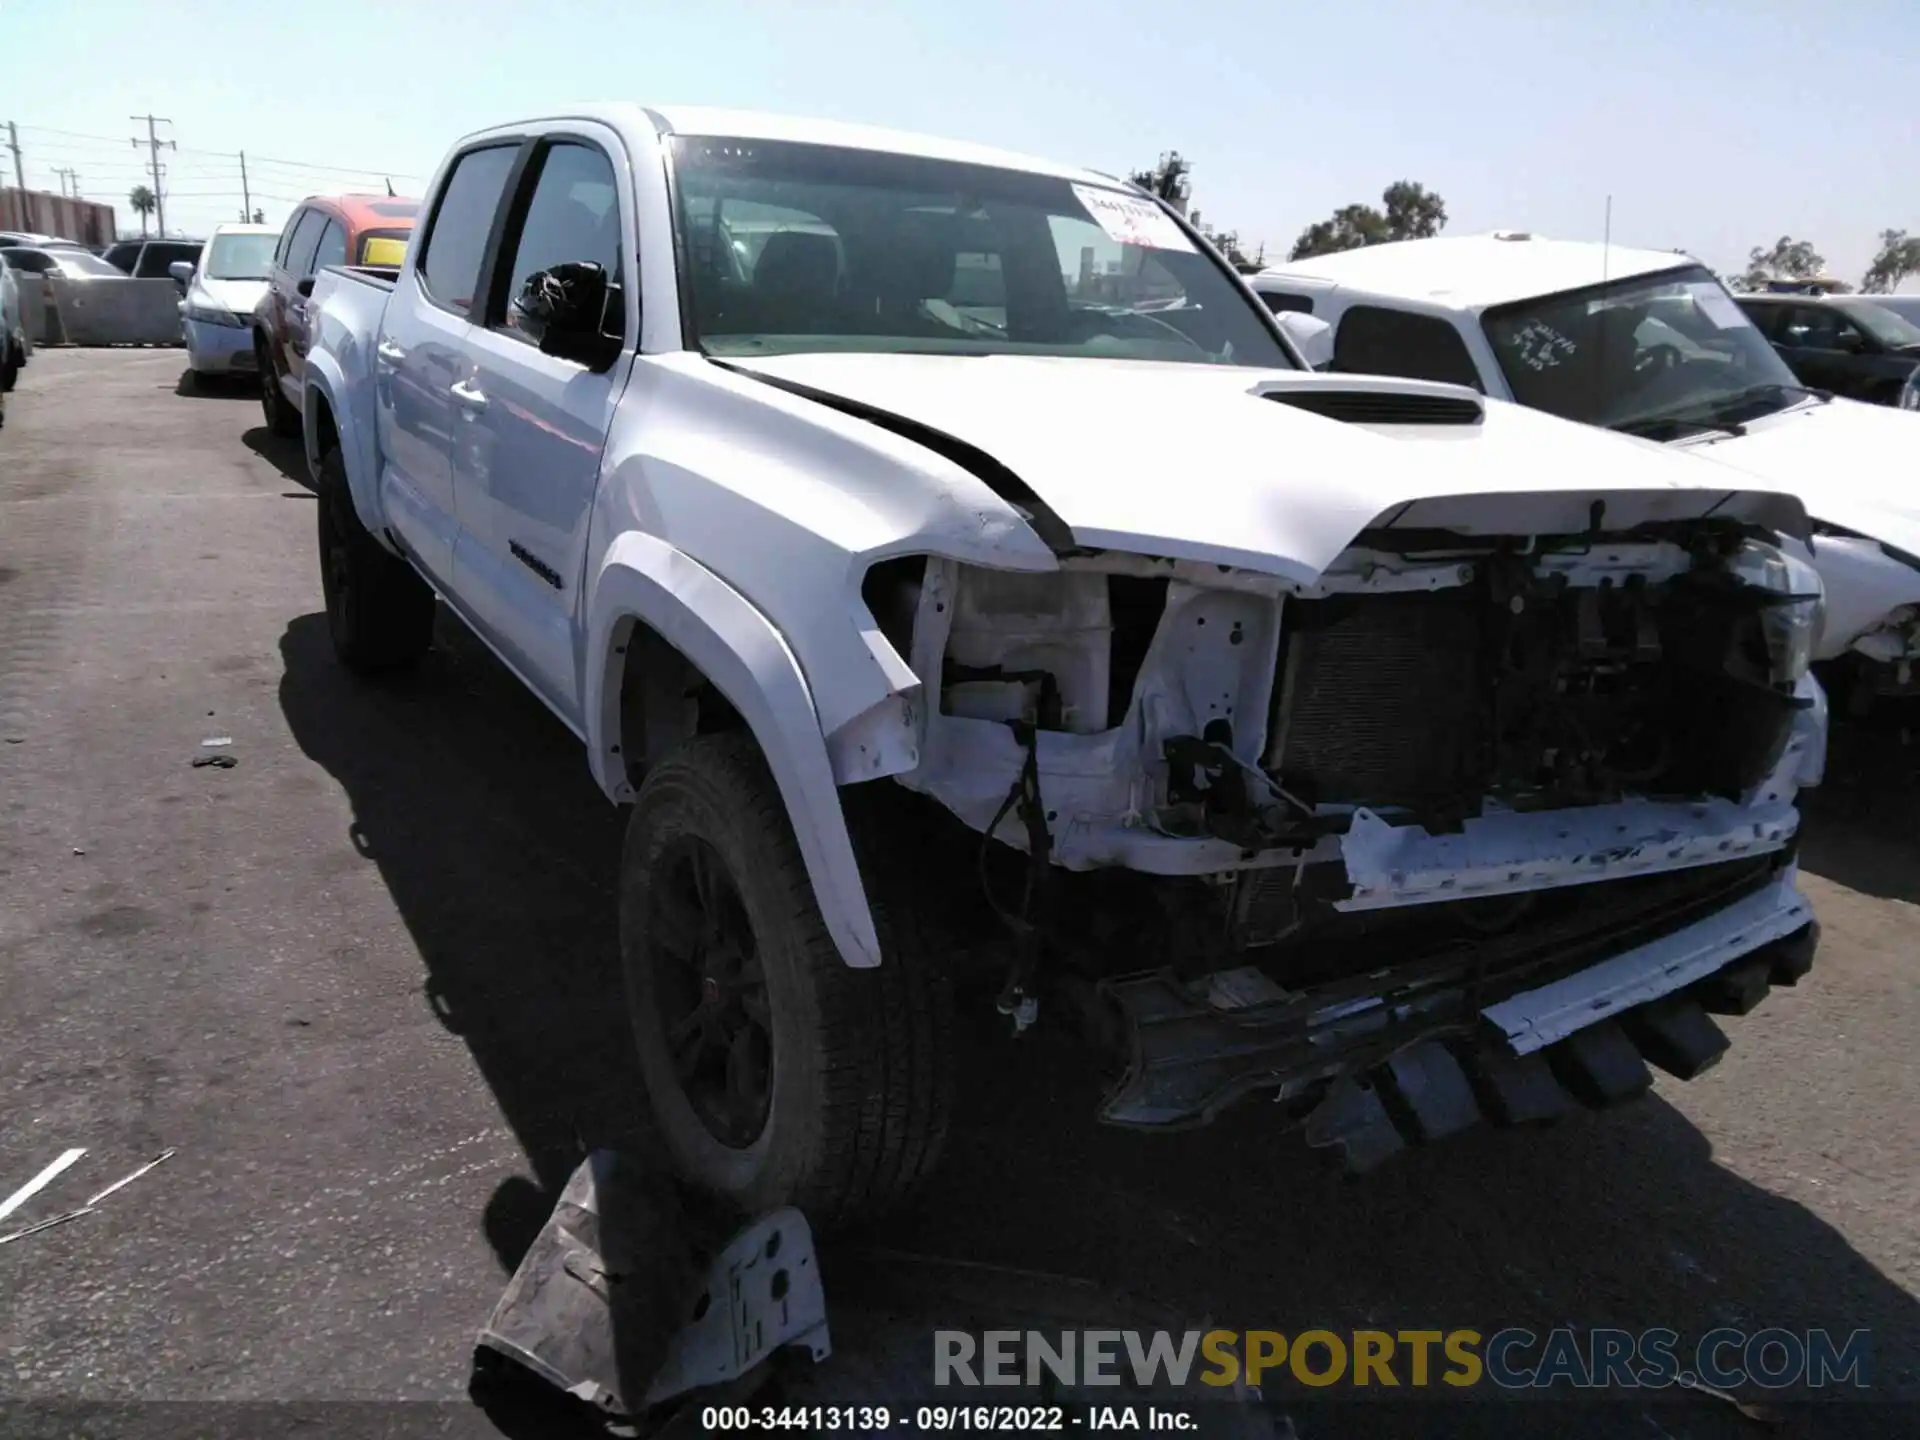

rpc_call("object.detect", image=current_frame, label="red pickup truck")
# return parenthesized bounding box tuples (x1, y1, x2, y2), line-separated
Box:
(254, 193, 417, 437)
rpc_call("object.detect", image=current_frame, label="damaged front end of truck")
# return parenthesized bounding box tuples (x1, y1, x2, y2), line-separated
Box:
(863, 511, 1826, 1169)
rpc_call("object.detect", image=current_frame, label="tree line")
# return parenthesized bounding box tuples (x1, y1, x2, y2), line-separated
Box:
(1124, 155, 1919, 296)
(1732, 233, 1920, 294)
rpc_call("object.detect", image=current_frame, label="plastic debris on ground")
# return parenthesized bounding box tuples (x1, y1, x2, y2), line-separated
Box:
(472, 1150, 830, 1433)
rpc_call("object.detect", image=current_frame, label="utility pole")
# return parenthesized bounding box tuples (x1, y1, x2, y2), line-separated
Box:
(53, 166, 77, 198)
(130, 114, 176, 236)
(238, 151, 251, 222)
(5, 121, 25, 195)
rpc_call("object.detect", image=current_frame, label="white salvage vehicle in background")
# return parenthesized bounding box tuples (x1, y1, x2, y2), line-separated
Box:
(1252, 234, 1920, 714)
(301, 106, 1826, 1227)
(172, 223, 281, 383)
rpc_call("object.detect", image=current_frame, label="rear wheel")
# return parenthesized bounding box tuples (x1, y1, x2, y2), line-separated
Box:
(257, 335, 300, 437)
(315, 444, 434, 672)
(619, 733, 955, 1231)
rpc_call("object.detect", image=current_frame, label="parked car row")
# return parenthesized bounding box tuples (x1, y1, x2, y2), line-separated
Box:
(151, 195, 420, 388)
(0, 243, 127, 280)
(1249, 234, 1920, 714)
(1734, 291, 1920, 410)
(248, 105, 1831, 1229)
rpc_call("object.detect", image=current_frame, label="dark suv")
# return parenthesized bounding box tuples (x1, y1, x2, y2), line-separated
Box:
(103, 238, 207, 279)
(1736, 293, 1920, 407)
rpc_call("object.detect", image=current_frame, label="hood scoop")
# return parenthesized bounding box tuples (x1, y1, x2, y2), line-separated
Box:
(1264, 389, 1484, 426)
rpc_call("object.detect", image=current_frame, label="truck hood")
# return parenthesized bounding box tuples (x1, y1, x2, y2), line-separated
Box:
(729, 353, 1807, 581)
(192, 277, 269, 318)
(1674, 397, 1920, 559)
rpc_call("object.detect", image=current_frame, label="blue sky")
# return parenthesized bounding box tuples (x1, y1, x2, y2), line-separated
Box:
(7, 0, 1915, 285)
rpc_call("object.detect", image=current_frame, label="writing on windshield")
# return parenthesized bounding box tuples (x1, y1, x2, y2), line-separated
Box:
(1481, 265, 1804, 434)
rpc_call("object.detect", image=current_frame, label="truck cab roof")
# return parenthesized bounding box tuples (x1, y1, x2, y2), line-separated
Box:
(1255, 234, 1700, 314)
(454, 102, 1129, 190)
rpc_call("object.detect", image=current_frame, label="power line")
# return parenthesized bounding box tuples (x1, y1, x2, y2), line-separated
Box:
(234, 152, 423, 181)
(16, 122, 128, 145)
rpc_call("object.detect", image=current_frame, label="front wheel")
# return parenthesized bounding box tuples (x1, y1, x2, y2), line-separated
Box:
(315, 445, 434, 672)
(619, 733, 955, 1231)
(257, 335, 300, 438)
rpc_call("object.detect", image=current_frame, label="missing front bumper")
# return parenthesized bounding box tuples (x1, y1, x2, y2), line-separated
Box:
(1096, 863, 1815, 1147)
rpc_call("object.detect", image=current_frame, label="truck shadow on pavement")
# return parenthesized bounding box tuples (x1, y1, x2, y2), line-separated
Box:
(239, 426, 316, 492)
(173, 368, 258, 399)
(276, 610, 1919, 1435)
(1798, 714, 1920, 905)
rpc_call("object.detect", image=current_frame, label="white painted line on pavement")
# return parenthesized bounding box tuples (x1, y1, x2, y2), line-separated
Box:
(0, 1147, 87, 1222)
(85, 1148, 176, 1206)
(0, 1207, 96, 1247)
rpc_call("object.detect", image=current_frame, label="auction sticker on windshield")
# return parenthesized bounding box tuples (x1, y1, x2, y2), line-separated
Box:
(1071, 184, 1195, 252)
(1685, 281, 1749, 330)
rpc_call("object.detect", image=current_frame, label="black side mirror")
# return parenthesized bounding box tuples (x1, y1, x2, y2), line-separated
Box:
(296, 276, 315, 299)
(511, 261, 621, 370)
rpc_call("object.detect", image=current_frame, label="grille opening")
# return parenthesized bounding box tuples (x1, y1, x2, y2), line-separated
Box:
(1267, 580, 1799, 821)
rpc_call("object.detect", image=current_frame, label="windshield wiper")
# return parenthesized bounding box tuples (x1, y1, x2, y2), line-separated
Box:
(1612, 413, 1746, 441)
(1616, 381, 1831, 440)
(1713, 380, 1830, 412)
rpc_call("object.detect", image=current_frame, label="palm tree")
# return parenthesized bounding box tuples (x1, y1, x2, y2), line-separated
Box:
(128, 185, 156, 238)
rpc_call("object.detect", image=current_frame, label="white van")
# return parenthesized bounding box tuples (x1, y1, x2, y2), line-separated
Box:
(1251, 234, 1920, 712)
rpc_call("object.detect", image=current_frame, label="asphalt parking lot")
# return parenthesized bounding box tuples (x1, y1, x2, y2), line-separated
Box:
(2, 348, 1917, 1437)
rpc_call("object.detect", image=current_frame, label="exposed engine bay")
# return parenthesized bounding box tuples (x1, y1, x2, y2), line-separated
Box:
(866, 518, 1820, 872)
(860, 519, 1825, 1140)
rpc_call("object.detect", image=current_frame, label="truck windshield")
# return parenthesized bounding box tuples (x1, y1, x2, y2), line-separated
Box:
(205, 232, 276, 281)
(1842, 300, 1920, 351)
(1481, 265, 1810, 438)
(669, 135, 1293, 368)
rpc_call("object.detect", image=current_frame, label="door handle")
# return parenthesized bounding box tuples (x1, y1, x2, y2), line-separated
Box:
(449, 378, 488, 413)
(376, 340, 406, 364)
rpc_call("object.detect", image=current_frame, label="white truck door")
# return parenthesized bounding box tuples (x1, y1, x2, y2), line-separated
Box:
(450, 132, 632, 728)
(375, 142, 520, 588)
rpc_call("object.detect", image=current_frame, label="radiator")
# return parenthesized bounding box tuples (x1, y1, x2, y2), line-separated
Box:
(1267, 591, 1487, 809)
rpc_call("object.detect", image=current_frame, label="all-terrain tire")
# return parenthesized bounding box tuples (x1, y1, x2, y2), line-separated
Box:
(258, 334, 300, 438)
(315, 444, 435, 673)
(619, 732, 956, 1232)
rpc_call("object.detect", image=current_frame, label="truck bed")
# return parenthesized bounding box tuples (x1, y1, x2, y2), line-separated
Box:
(321, 263, 398, 291)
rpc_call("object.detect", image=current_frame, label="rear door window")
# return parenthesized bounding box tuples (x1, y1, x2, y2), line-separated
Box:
(1736, 300, 1784, 339)
(1260, 290, 1315, 315)
(133, 243, 195, 278)
(274, 211, 306, 267)
(1332, 305, 1485, 390)
(282, 210, 328, 279)
(417, 143, 520, 315)
(311, 219, 347, 274)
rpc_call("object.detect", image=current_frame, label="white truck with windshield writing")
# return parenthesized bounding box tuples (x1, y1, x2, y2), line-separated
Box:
(302, 107, 1826, 1227)
(1252, 233, 1920, 715)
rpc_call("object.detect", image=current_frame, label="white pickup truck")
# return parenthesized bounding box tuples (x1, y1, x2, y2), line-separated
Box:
(1252, 234, 1920, 715)
(302, 106, 1826, 1227)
